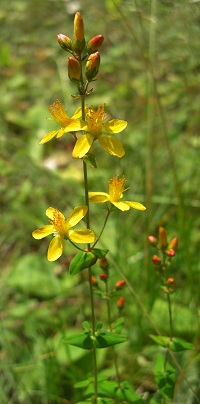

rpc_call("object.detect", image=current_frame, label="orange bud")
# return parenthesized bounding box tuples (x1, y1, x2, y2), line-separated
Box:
(73, 12, 85, 52)
(168, 237, 178, 251)
(167, 249, 176, 257)
(85, 52, 100, 81)
(99, 257, 109, 270)
(87, 276, 98, 286)
(117, 296, 125, 310)
(87, 35, 104, 53)
(158, 227, 168, 250)
(148, 235, 157, 245)
(115, 280, 126, 290)
(67, 56, 81, 81)
(57, 34, 72, 51)
(100, 273, 108, 282)
(166, 277, 175, 285)
(152, 255, 161, 265)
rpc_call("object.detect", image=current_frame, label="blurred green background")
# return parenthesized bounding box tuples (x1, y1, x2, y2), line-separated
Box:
(1, 0, 200, 403)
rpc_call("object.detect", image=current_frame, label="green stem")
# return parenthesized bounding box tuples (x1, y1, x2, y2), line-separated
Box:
(92, 208, 111, 249)
(81, 90, 98, 403)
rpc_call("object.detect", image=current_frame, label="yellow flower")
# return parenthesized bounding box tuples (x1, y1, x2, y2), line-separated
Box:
(89, 176, 146, 212)
(32, 205, 95, 261)
(40, 99, 85, 144)
(72, 105, 127, 159)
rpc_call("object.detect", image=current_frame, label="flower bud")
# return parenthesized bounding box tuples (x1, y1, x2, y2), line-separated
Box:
(166, 277, 175, 286)
(152, 255, 161, 266)
(73, 12, 85, 52)
(87, 35, 104, 53)
(117, 296, 125, 310)
(100, 273, 108, 282)
(148, 235, 157, 246)
(167, 249, 176, 257)
(158, 227, 168, 250)
(85, 52, 100, 81)
(115, 280, 126, 290)
(87, 275, 98, 286)
(67, 56, 81, 82)
(57, 34, 72, 52)
(168, 237, 178, 251)
(99, 257, 109, 270)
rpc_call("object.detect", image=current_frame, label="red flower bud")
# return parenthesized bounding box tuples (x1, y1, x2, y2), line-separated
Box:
(85, 52, 100, 81)
(57, 34, 72, 52)
(99, 257, 109, 270)
(87, 35, 104, 53)
(166, 277, 175, 285)
(86, 275, 98, 286)
(167, 249, 176, 257)
(148, 235, 157, 245)
(73, 12, 85, 52)
(168, 237, 178, 251)
(117, 296, 125, 310)
(67, 56, 81, 81)
(158, 227, 168, 250)
(100, 273, 108, 281)
(115, 280, 126, 290)
(152, 255, 161, 265)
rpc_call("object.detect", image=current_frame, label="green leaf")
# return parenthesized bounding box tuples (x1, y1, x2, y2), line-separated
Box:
(113, 317, 124, 333)
(99, 380, 143, 403)
(83, 153, 97, 168)
(65, 331, 94, 350)
(92, 248, 108, 259)
(95, 331, 127, 348)
(69, 251, 97, 275)
(155, 369, 175, 400)
(149, 335, 193, 351)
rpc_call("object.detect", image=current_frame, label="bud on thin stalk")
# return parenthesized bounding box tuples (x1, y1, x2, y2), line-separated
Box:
(158, 227, 168, 250)
(57, 34, 72, 51)
(87, 35, 104, 53)
(67, 56, 81, 82)
(85, 52, 100, 81)
(73, 12, 85, 52)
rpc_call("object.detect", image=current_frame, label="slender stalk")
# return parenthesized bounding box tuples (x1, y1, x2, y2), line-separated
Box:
(92, 208, 111, 249)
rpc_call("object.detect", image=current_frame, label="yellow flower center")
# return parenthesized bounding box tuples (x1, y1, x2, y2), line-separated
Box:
(50, 209, 67, 236)
(109, 176, 126, 202)
(86, 104, 106, 136)
(48, 99, 70, 127)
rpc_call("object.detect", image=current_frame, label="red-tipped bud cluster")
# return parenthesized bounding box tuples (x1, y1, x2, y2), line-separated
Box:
(158, 227, 168, 250)
(152, 255, 161, 266)
(99, 257, 109, 270)
(148, 235, 157, 245)
(168, 237, 178, 251)
(67, 56, 81, 81)
(57, 34, 72, 52)
(73, 12, 85, 52)
(99, 273, 108, 282)
(117, 296, 125, 310)
(87, 35, 104, 54)
(115, 280, 126, 290)
(85, 52, 100, 81)
(166, 277, 175, 286)
(167, 249, 176, 257)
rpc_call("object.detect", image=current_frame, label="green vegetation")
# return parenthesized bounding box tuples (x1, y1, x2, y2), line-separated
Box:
(1, 0, 199, 403)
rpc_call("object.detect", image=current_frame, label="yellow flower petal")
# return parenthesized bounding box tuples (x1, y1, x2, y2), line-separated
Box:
(68, 229, 95, 243)
(71, 107, 82, 119)
(98, 135, 125, 157)
(40, 130, 59, 144)
(66, 205, 88, 229)
(72, 134, 93, 158)
(46, 207, 64, 221)
(62, 119, 86, 133)
(111, 202, 130, 211)
(124, 201, 146, 210)
(104, 119, 127, 134)
(89, 192, 109, 203)
(47, 235, 64, 261)
(32, 225, 54, 239)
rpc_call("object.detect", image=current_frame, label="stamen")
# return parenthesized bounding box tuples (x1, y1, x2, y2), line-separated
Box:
(50, 209, 66, 235)
(48, 99, 69, 127)
(109, 176, 126, 202)
(86, 104, 106, 136)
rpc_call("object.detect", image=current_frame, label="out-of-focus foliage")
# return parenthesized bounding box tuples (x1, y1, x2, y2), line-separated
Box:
(0, 0, 200, 402)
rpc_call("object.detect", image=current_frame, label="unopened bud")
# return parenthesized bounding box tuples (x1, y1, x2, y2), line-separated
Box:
(168, 237, 178, 251)
(117, 296, 125, 310)
(152, 255, 161, 266)
(87, 35, 104, 53)
(115, 280, 126, 290)
(158, 227, 168, 250)
(99, 257, 109, 270)
(167, 249, 176, 257)
(87, 276, 98, 286)
(100, 273, 108, 282)
(68, 56, 81, 81)
(148, 235, 157, 245)
(166, 277, 175, 286)
(57, 34, 72, 52)
(73, 12, 85, 52)
(85, 52, 100, 81)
